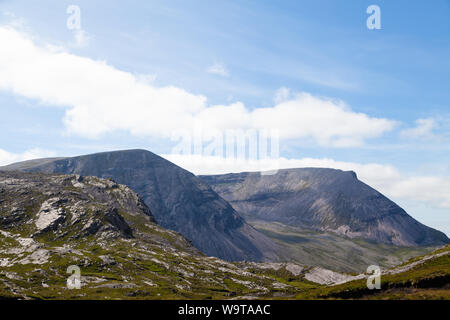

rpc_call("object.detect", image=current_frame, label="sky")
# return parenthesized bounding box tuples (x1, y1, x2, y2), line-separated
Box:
(0, 0, 449, 235)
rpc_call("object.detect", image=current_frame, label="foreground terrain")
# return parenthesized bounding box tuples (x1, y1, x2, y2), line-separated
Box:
(0, 171, 448, 300)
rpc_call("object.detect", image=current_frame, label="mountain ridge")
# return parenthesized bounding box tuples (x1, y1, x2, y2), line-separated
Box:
(0, 149, 280, 262)
(199, 168, 449, 247)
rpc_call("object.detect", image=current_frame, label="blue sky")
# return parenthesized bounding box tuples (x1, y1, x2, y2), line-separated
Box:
(0, 0, 449, 235)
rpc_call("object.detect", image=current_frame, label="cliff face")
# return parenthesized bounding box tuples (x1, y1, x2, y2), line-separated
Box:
(200, 168, 449, 247)
(1, 150, 280, 262)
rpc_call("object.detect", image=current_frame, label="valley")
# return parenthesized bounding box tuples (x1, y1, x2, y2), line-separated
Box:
(249, 219, 434, 273)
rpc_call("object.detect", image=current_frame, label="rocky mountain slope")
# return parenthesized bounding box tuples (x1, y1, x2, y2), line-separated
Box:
(0, 170, 358, 300)
(0, 171, 290, 299)
(0, 150, 279, 262)
(0, 170, 447, 300)
(0, 171, 447, 300)
(200, 168, 449, 247)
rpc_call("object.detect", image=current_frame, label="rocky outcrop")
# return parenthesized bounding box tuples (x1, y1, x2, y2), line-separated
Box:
(0, 172, 156, 241)
(35, 198, 66, 233)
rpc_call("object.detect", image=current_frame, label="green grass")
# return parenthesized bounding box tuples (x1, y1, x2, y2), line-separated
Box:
(292, 246, 450, 300)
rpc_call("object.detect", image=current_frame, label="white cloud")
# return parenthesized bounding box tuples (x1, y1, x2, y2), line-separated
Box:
(207, 62, 229, 77)
(0, 26, 395, 146)
(248, 94, 396, 146)
(400, 118, 436, 139)
(0, 148, 56, 166)
(162, 154, 450, 210)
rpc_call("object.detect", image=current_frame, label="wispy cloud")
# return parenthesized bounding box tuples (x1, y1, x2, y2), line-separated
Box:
(400, 118, 436, 139)
(207, 62, 229, 77)
(1, 11, 26, 28)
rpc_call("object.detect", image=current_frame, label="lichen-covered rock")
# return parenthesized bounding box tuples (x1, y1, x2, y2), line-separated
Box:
(35, 198, 66, 233)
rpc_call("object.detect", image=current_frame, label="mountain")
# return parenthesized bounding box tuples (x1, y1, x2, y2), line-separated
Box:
(0, 171, 447, 300)
(0, 150, 279, 262)
(3, 153, 447, 272)
(0, 171, 290, 299)
(199, 168, 449, 247)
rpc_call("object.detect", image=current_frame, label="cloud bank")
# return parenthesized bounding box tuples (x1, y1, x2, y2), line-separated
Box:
(0, 26, 395, 147)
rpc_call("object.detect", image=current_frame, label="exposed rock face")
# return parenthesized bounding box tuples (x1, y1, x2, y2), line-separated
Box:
(304, 267, 364, 285)
(1, 150, 280, 262)
(35, 198, 66, 233)
(199, 168, 449, 247)
(0, 171, 157, 242)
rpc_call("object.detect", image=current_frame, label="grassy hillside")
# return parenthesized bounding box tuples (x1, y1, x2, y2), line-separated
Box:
(291, 245, 450, 300)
